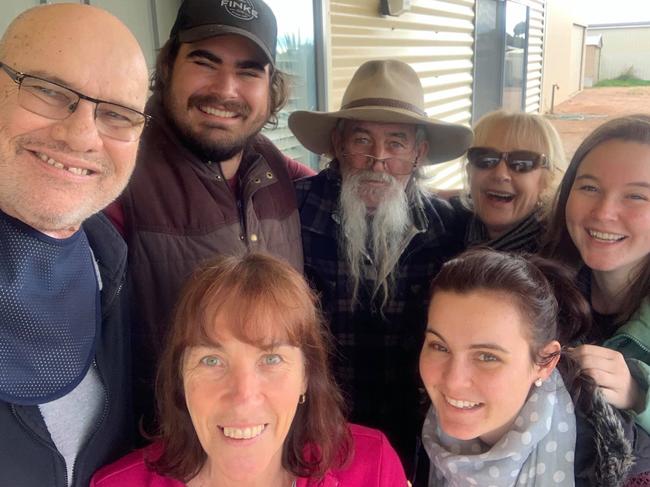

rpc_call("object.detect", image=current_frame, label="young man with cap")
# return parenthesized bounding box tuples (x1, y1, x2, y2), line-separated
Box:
(0, 4, 149, 486)
(289, 59, 473, 474)
(105, 0, 314, 430)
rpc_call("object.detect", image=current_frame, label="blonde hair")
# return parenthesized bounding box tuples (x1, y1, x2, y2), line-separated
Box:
(462, 110, 565, 212)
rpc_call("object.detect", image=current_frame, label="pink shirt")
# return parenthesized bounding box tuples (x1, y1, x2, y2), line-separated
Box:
(91, 424, 407, 487)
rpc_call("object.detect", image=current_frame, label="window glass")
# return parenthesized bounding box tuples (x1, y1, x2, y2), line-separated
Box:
(90, 1, 157, 69)
(473, 0, 502, 121)
(502, 1, 529, 111)
(0, 1, 39, 38)
(263, 0, 319, 169)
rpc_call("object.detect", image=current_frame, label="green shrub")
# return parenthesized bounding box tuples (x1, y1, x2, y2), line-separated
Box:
(615, 66, 639, 81)
(594, 78, 650, 87)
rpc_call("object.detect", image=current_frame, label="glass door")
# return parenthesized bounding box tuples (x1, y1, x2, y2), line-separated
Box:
(262, 0, 321, 169)
(473, 0, 504, 121)
(502, 1, 529, 111)
(472, 0, 530, 121)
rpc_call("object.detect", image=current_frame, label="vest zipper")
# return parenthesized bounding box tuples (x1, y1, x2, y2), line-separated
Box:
(71, 272, 120, 484)
(70, 361, 109, 486)
(237, 198, 247, 240)
(11, 404, 70, 487)
(11, 363, 110, 487)
(215, 163, 248, 240)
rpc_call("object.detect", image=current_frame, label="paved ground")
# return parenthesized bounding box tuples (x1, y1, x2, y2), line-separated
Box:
(546, 86, 650, 167)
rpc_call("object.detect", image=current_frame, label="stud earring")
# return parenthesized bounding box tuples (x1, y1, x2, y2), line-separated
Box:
(534, 378, 543, 387)
(298, 393, 306, 404)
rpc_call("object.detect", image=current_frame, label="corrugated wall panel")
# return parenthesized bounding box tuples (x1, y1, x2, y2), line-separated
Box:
(523, 0, 546, 113)
(427, 0, 547, 186)
(324, 0, 547, 188)
(327, 0, 475, 189)
(328, 0, 475, 120)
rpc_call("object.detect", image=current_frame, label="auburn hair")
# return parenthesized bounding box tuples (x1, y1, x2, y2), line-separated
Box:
(150, 253, 351, 481)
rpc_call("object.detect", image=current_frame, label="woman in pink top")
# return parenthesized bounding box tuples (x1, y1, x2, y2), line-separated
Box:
(91, 253, 407, 487)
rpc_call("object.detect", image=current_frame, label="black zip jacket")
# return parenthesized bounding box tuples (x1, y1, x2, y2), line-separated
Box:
(0, 213, 133, 487)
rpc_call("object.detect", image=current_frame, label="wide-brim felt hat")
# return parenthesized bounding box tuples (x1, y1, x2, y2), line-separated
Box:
(289, 59, 473, 164)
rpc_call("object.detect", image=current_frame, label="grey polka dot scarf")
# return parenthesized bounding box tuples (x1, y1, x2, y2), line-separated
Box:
(423, 370, 576, 486)
(0, 210, 99, 405)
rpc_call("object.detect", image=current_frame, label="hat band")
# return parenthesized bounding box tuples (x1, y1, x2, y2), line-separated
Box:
(342, 97, 427, 117)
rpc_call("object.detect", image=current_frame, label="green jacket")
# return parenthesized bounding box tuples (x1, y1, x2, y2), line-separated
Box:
(603, 299, 650, 432)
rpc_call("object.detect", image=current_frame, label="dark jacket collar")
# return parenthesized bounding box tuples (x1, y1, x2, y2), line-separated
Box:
(83, 213, 127, 315)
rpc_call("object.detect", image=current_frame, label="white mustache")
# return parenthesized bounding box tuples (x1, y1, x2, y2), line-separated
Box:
(352, 170, 396, 184)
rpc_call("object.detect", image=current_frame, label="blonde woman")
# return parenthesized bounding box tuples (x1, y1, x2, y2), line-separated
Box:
(451, 110, 564, 252)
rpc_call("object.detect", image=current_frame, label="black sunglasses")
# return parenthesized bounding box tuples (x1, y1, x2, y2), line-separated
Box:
(467, 147, 548, 173)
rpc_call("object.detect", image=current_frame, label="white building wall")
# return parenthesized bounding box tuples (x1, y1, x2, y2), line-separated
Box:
(588, 25, 650, 81)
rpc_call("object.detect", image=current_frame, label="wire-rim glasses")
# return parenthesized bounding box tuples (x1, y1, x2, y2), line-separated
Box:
(0, 61, 149, 142)
(342, 152, 418, 175)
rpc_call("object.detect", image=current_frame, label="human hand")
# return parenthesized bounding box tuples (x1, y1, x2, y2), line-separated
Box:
(571, 344, 644, 411)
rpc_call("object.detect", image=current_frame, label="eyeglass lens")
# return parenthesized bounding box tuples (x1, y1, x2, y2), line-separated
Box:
(17, 75, 145, 141)
(344, 153, 415, 175)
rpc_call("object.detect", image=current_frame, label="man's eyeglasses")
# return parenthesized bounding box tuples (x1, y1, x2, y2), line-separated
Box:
(342, 152, 418, 175)
(467, 147, 548, 173)
(0, 62, 149, 142)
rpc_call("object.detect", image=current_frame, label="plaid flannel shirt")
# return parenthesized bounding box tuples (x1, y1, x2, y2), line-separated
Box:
(295, 166, 462, 469)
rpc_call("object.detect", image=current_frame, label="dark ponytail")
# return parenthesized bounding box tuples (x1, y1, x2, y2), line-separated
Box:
(525, 255, 591, 346)
(525, 255, 597, 407)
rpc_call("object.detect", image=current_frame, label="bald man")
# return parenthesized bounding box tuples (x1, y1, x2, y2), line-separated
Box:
(0, 5, 148, 487)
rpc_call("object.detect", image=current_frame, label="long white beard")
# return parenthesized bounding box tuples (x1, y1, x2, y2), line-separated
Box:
(339, 170, 412, 310)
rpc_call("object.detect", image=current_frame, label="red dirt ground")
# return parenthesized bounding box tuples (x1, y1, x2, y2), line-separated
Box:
(546, 86, 650, 167)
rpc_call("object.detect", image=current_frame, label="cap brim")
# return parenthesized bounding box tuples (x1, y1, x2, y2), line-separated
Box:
(288, 107, 473, 164)
(178, 25, 274, 66)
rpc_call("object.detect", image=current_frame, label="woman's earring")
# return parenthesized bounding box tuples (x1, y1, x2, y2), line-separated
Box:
(534, 378, 543, 387)
(298, 393, 306, 404)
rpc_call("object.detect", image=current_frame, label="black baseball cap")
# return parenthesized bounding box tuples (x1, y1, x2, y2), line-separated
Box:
(170, 0, 277, 66)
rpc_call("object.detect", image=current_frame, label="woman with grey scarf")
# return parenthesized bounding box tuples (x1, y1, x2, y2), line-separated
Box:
(415, 249, 650, 487)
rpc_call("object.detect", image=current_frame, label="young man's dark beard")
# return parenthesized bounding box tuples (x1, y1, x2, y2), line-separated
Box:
(163, 92, 267, 163)
(172, 120, 250, 162)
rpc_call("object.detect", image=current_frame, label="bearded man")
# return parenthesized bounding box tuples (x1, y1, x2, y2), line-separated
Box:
(289, 59, 472, 473)
(104, 0, 315, 430)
